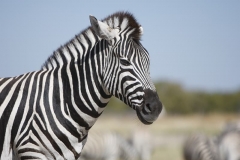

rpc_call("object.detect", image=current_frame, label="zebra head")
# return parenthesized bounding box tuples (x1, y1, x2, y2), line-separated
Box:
(90, 12, 162, 124)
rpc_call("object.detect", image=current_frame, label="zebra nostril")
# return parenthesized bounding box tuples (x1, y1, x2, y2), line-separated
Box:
(145, 103, 151, 113)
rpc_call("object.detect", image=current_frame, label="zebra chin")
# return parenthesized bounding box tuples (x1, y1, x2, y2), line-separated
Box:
(136, 89, 162, 125)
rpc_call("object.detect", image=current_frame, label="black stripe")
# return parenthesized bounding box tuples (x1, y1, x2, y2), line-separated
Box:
(20, 156, 41, 160)
(0, 77, 10, 86)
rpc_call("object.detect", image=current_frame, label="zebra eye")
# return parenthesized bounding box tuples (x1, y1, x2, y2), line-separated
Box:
(120, 59, 131, 66)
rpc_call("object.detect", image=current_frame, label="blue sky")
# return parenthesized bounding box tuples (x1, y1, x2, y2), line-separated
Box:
(0, 1, 239, 92)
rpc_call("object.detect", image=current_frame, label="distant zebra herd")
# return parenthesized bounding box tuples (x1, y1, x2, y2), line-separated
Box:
(183, 121, 240, 160)
(80, 121, 240, 160)
(80, 130, 153, 160)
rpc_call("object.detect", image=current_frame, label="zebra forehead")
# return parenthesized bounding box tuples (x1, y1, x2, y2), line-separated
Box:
(102, 11, 142, 41)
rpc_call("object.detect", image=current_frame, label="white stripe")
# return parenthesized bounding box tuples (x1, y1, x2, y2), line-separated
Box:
(120, 18, 129, 31)
(35, 112, 46, 130)
(62, 47, 71, 63)
(113, 17, 120, 28)
(0, 77, 14, 92)
(85, 29, 97, 48)
(67, 43, 78, 62)
(93, 46, 110, 104)
(73, 38, 83, 58)
(78, 34, 88, 49)
(87, 50, 105, 113)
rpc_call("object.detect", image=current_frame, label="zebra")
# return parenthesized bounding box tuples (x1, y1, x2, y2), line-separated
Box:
(80, 130, 153, 160)
(218, 122, 240, 160)
(183, 122, 240, 160)
(80, 131, 135, 160)
(183, 133, 221, 160)
(127, 129, 153, 160)
(0, 11, 162, 160)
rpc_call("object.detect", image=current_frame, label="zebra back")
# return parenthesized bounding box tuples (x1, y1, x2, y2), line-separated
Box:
(183, 133, 221, 160)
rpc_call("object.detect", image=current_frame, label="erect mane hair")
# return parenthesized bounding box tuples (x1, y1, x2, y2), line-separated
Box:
(102, 11, 142, 41)
(41, 11, 142, 69)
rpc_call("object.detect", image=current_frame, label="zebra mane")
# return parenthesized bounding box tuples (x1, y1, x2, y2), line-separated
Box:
(102, 11, 142, 41)
(41, 11, 142, 69)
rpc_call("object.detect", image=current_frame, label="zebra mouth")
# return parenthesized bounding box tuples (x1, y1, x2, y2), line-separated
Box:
(136, 109, 153, 125)
(135, 89, 162, 125)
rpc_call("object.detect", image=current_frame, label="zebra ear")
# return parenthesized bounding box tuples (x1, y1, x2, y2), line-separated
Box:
(139, 26, 143, 35)
(89, 15, 119, 41)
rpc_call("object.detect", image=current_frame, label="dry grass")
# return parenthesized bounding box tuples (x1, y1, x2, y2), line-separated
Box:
(89, 113, 239, 160)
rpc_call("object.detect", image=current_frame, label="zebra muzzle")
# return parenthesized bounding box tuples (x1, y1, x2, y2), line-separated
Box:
(136, 89, 162, 125)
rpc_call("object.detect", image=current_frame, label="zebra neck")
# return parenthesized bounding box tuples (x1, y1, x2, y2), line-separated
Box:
(41, 29, 112, 126)
(42, 28, 101, 70)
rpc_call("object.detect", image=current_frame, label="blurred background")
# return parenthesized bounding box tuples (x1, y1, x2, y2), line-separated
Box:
(0, 1, 240, 160)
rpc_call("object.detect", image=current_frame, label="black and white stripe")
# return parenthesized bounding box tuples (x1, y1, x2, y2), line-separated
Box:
(128, 129, 153, 160)
(218, 122, 240, 160)
(0, 12, 162, 160)
(183, 133, 220, 160)
(183, 122, 240, 160)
